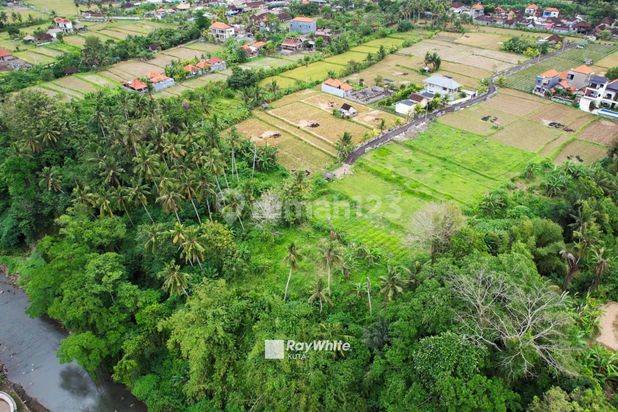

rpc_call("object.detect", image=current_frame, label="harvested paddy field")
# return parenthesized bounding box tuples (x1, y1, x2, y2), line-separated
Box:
(344, 53, 426, 87)
(234, 89, 400, 171)
(398, 38, 521, 72)
(439, 89, 610, 163)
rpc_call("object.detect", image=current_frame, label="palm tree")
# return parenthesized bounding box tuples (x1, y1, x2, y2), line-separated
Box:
(160, 261, 190, 297)
(133, 147, 161, 182)
(590, 247, 610, 291)
(179, 225, 205, 270)
(38, 167, 63, 193)
(179, 172, 202, 224)
(379, 265, 406, 302)
(156, 178, 183, 223)
(143, 224, 162, 253)
(284, 242, 302, 301)
(319, 237, 343, 295)
(424, 51, 441, 72)
(221, 188, 246, 230)
(128, 180, 155, 223)
(227, 129, 242, 183)
(308, 278, 332, 313)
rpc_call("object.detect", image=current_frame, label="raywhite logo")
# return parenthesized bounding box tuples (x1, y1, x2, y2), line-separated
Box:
(264, 339, 350, 360)
(264, 340, 285, 360)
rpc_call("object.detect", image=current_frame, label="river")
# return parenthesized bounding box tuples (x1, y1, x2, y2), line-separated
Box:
(0, 274, 146, 412)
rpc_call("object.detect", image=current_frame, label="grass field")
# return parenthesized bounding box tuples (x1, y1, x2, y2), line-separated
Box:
(28, 0, 79, 16)
(315, 122, 537, 261)
(503, 43, 618, 92)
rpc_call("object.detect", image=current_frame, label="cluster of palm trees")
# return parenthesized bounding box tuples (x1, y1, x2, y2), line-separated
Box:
(284, 228, 416, 313)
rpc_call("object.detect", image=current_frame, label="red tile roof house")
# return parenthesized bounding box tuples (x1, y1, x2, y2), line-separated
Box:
(53, 17, 74, 33)
(470, 3, 485, 18)
(321, 78, 353, 98)
(534, 69, 561, 95)
(124, 78, 148, 93)
(542, 7, 559, 19)
(524, 3, 538, 15)
(184, 64, 201, 77)
(0, 48, 14, 62)
(209, 21, 235, 42)
(241, 41, 266, 58)
(203, 57, 226, 72)
(280, 37, 303, 53)
(147, 71, 175, 91)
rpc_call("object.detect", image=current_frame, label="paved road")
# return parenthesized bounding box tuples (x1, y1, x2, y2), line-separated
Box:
(344, 41, 577, 164)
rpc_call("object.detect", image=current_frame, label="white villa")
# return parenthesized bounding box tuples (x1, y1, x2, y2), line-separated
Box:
(423, 75, 462, 99)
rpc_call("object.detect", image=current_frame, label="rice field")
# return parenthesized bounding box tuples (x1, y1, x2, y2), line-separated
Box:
(234, 89, 401, 171)
(398, 38, 521, 72)
(28, 0, 79, 16)
(438, 89, 609, 163)
(317, 122, 537, 261)
(503, 43, 618, 92)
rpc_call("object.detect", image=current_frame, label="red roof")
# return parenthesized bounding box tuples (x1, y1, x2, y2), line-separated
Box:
(125, 79, 147, 91)
(0, 48, 11, 58)
(471, 3, 484, 10)
(526, 3, 538, 9)
(540, 69, 559, 78)
(282, 38, 301, 46)
(206, 57, 222, 64)
(253, 41, 266, 48)
(196, 60, 211, 69)
(54, 17, 71, 24)
(184, 64, 199, 73)
(291, 16, 315, 23)
(210, 21, 232, 30)
(323, 78, 352, 91)
(571, 65, 594, 75)
(544, 7, 559, 12)
(148, 71, 171, 83)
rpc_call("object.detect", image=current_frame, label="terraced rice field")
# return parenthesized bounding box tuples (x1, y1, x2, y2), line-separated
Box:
(439, 89, 610, 163)
(398, 38, 521, 72)
(234, 89, 400, 171)
(259, 31, 429, 90)
(503, 43, 618, 92)
(318, 122, 537, 261)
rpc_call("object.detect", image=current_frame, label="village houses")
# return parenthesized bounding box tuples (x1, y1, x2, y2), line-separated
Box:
(210, 21, 235, 42)
(289, 16, 317, 34)
(321, 78, 353, 98)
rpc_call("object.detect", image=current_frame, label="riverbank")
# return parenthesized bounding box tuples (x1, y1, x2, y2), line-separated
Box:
(1, 363, 47, 412)
(0, 269, 145, 412)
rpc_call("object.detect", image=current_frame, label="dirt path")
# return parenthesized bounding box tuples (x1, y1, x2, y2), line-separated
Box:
(596, 302, 618, 350)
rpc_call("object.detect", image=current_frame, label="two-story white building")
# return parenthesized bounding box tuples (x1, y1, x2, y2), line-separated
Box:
(289, 16, 316, 34)
(210, 21, 235, 42)
(423, 75, 462, 99)
(580, 78, 618, 112)
(53, 17, 74, 33)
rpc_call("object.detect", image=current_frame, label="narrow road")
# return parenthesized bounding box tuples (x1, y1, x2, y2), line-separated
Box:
(343, 41, 577, 164)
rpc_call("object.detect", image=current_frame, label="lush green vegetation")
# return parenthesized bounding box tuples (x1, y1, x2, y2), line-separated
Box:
(0, 60, 617, 410)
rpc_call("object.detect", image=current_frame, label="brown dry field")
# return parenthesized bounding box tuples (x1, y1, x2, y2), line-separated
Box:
(270, 102, 373, 144)
(595, 52, 618, 69)
(579, 119, 618, 146)
(344, 54, 426, 87)
(301, 92, 401, 129)
(398, 39, 521, 72)
(233, 117, 334, 171)
(554, 140, 608, 164)
(453, 32, 510, 51)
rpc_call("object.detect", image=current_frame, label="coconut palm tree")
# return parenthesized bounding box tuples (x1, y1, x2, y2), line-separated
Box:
(284, 242, 302, 301)
(379, 265, 406, 302)
(156, 178, 183, 223)
(179, 172, 202, 224)
(221, 188, 246, 230)
(128, 180, 155, 223)
(319, 237, 344, 295)
(160, 261, 190, 297)
(308, 278, 332, 313)
(179, 226, 205, 270)
(590, 247, 610, 291)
